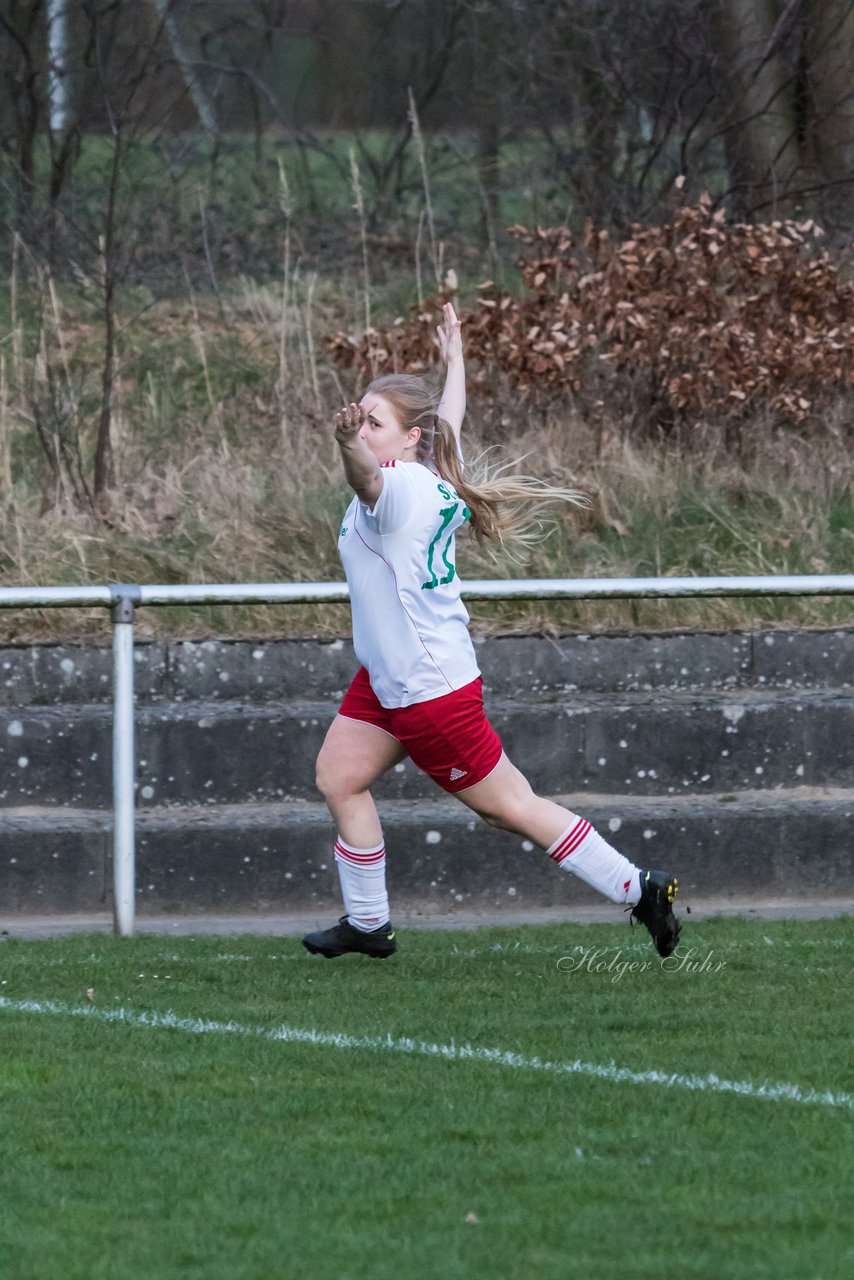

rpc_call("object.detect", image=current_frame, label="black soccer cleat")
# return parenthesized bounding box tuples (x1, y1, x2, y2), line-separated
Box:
(302, 916, 397, 959)
(629, 870, 681, 957)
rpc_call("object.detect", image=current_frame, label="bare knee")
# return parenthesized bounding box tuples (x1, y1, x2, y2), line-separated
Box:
(479, 807, 525, 834)
(472, 788, 537, 835)
(316, 725, 400, 803)
(315, 747, 360, 805)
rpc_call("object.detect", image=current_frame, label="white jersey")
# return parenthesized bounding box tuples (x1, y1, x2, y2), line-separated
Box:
(338, 460, 480, 708)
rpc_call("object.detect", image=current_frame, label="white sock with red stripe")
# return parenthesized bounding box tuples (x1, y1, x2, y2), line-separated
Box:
(334, 836, 390, 932)
(546, 816, 641, 904)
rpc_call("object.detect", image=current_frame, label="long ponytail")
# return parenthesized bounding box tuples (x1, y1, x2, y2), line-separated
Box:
(366, 373, 587, 544)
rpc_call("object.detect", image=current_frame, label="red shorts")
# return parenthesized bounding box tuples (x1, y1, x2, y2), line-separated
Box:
(338, 668, 504, 793)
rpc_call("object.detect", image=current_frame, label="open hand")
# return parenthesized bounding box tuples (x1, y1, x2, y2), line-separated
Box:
(334, 402, 364, 446)
(437, 302, 463, 364)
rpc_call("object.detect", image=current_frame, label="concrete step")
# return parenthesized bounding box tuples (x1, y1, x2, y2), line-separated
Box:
(1, 788, 851, 917)
(2, 629, 852, 706)
(1, 690, 852, 808)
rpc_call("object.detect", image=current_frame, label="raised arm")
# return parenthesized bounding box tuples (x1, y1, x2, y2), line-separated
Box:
(436, 302, 466, 446)
(335, 402, 383, 507)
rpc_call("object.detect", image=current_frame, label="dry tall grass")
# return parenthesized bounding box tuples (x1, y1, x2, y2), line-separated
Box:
(1, 262, 852, 645)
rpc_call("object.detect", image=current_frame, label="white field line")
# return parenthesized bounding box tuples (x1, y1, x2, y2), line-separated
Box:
(2, 996, 853, 1115)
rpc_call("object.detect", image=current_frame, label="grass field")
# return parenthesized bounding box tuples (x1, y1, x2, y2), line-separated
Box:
(1, 917, 852, 1280)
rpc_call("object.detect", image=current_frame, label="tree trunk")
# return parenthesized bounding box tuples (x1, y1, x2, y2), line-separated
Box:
(45, 0, 71, 134)
(803, 0, 854, 225)
(150, 0, 217, 132)
(471, 10, 502, 251)
(717, 0, 803, 216)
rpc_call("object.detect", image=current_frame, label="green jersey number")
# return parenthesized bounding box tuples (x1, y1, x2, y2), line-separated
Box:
(421, 501, 470, 590)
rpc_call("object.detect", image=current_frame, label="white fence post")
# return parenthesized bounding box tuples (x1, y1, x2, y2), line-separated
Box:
(111, 587, 139, 937)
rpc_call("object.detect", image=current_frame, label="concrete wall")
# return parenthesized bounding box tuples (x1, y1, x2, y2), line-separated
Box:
(0, 628, 852, 918)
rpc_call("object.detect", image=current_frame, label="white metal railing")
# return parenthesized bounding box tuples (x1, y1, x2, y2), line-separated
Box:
(2, 572, 853, 936)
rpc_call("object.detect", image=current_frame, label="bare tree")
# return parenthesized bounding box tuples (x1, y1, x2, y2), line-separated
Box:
(714, 0, 854, 225)
(0, 1, 44, 218)
(488, 0, 853, 233)
(717, 0, 805, 216)
(802, 0, 854, 224)
(151, 0, 217, 132)
(46, 0, 71, 132)
(0, 2, 226, 509)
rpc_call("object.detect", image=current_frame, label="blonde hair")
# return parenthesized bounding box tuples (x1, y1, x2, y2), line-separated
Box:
(366, 373, 587, 544)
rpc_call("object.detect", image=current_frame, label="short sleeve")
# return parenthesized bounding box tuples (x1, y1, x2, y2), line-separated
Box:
(368, 461, 418, 535)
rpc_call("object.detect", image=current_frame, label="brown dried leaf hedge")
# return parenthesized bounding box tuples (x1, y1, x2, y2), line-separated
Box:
(325, 197, 854, 428)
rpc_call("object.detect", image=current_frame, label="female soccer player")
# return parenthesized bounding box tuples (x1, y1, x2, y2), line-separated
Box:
(303, 304, 681, 960)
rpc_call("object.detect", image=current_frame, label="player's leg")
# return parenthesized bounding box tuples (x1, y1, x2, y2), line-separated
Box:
(315, 711, 405, 848)
(455, 752, 640, 898)
(386, 677, 640, 900)
(455, 754, 680, 956)
(387, 677, 630, 890)
(304, 711, 405, 958)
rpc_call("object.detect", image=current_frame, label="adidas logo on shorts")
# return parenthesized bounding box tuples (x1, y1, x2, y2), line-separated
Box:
(449, 767, 468, 782)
